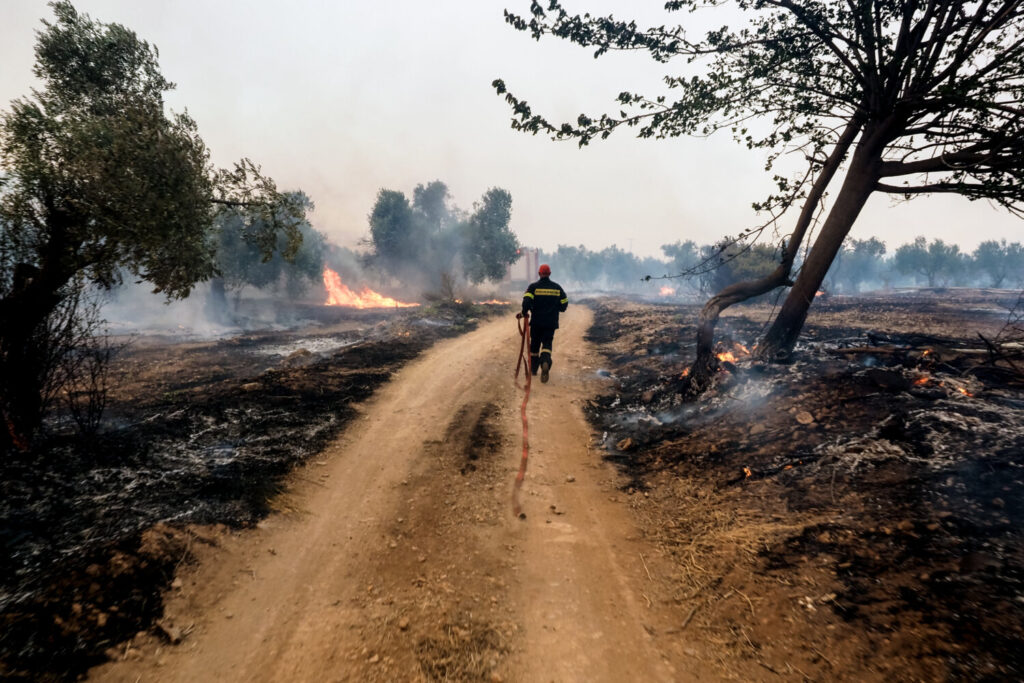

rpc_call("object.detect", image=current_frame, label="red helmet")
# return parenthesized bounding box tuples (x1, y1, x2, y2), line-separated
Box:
(538, 264, 551, 277)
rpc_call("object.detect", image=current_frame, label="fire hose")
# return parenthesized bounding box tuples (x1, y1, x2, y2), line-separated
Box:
(512, 313, 532, 517)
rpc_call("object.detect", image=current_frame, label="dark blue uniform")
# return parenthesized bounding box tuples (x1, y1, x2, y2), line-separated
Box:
(522, 277, 568, 377)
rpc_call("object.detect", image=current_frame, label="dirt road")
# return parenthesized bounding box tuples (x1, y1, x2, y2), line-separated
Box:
(92, 307, 696, 682)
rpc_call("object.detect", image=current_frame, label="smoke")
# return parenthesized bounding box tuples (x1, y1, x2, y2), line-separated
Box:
(360, 182, 520, 301)
(102, 280, 322, 338)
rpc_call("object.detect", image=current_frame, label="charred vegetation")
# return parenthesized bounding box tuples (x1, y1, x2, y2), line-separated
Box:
(583, 292, 1024, 679)
(0, 303, 505, 680)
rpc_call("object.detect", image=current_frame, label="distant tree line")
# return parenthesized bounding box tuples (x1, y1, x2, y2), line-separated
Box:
(538, 237, 1024, 295)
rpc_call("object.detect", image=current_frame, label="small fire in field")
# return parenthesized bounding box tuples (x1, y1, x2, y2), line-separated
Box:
(743, 466, 752, 478)
(477, 299, 511, 305)
(323, 268, 419, 308)
(912, 373, 974, 396)
(659, 286, 676, 297)
(716, 341, 751, 364)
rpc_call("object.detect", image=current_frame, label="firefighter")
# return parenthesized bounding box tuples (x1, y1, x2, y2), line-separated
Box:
(521, 264, 569, 383)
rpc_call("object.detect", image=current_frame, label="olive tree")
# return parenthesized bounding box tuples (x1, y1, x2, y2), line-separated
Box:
(0, 2, 303, 450)
(495, 0, 1024, 391)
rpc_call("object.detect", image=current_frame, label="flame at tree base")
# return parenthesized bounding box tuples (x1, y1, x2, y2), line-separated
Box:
(323, 268, 419, 308)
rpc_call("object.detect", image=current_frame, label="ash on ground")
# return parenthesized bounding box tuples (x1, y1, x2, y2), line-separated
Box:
(0, 301, 507, 681)
(584, 291, 1024, 681)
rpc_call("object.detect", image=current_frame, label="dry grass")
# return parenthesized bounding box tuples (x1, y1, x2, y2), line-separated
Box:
(414, 617, 507, 681)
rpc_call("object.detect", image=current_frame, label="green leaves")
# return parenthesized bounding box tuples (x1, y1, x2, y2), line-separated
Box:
(0, 2, 304, 301)
(366, 182, 519, 285)
(461, 188, 519, 284)
(496, 1, 1024, 224)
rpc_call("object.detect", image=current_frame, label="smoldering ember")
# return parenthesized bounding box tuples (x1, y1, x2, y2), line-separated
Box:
(1, 2, 1023, 682)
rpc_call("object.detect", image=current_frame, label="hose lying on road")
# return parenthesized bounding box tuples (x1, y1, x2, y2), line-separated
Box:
(513, 313, 532, 518)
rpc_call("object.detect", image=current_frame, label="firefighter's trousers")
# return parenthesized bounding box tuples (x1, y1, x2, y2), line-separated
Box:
(529, 325, 556, 375)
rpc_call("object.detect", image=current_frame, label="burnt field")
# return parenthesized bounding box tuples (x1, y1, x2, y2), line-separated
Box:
(0, 301, 509, 681)
(584, 290, 1024, 681)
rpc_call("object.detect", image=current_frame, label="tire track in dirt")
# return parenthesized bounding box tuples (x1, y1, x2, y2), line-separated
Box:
(91, 307, 696, 682)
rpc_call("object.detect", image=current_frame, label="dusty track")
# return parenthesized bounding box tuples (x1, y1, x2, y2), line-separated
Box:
(91, 307, 695, 682)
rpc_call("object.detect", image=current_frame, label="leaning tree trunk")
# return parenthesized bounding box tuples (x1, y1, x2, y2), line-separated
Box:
(758, 152, 881, 358)
(684, 120, 864, 394)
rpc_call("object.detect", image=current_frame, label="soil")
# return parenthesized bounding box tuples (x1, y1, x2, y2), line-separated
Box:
(3, 291, 1022, 681)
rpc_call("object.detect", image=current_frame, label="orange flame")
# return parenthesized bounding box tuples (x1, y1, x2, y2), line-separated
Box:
(816, 290, 826, 297)
(716, 341, 752, 365)
(743, 467, 752, 478)
(914, 376, 930, 386)
(680, 367, 691, 378)
(659, 285, 676, 296)
(323, 268, 419, 308)
(477, 299, 510, 305)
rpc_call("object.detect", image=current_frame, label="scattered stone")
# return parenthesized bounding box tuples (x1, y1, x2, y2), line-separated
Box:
(368, 653, 380, 664)
(171, 577, 183, 590)
(240, 382, 262, 392)
(156, 620, 183, 644)
(398, 617, 410, 631)
(565, 475, 576, 483)
(749, 423, 766, 436)
(796, 411, 815, 425)
(616, 437, 634, 451)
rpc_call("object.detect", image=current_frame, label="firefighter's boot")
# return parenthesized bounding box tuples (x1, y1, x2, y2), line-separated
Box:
(540, 358, 551, 383)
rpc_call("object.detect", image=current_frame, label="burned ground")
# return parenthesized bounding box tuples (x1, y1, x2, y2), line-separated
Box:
(584, 292, 1024, 681)
(0, 302, 509, 681)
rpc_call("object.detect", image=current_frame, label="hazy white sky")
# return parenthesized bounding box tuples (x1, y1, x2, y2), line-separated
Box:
(2, 0, 1020, 259)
